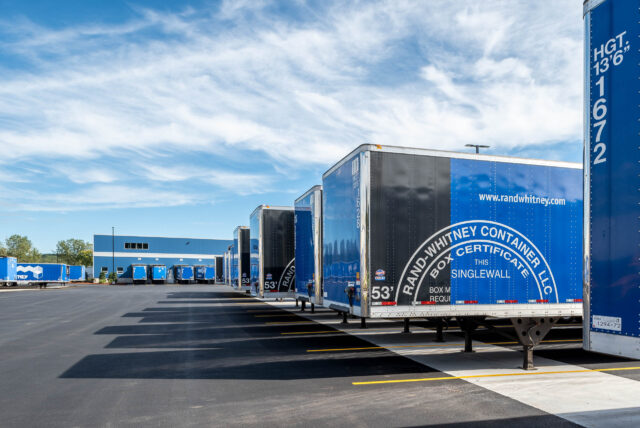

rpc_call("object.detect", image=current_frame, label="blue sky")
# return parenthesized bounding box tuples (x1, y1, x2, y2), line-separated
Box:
(0, 0, 584, 252)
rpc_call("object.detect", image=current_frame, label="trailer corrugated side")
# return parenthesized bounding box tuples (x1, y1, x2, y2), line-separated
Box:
(250, 205, 295, 299)
(583, 0, 640, 359)
(323, 145, 582, 319)
(294, 185, 323, 309)
(68, 265, 86, 282)
(215, 256, 224, 283)
(0, 257, 17, 285)
(16, 263, 69, 284)
(233, 226, 251, 291)
(149, 265, 167, 283)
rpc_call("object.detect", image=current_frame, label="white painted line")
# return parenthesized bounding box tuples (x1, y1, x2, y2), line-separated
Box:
(264, 300, 640, 428)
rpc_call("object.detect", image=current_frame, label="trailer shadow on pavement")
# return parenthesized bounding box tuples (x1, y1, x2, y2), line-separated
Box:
(60, 290, 436, 381)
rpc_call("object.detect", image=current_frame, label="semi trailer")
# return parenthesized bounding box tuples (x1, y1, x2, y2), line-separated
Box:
(322, 144, 583, 368)
(0, 257, 17, 286)
(149, 265, 167, 283)
(16, 263, 69, 286)
(233, 226, 251, 291)
(583, 0, 640, 359)
(250, 205, 295, 299)
(294, 185, 323, 311)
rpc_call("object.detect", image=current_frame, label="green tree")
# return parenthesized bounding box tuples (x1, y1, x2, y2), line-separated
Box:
(4, 235, 41, 262)
(56, 239, 93, 266)
(0, 242, 6, 257)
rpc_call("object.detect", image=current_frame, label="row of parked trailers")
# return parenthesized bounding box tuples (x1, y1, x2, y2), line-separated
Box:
(126, 260, 224, 284)
(0, 258, 86, 285)
(221, 144, 583, 369)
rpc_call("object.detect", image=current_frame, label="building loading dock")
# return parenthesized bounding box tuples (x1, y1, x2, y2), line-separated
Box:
(93, 235, 232, 284)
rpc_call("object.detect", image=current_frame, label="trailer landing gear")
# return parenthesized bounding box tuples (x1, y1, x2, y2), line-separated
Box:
(457, 317, 483, 353)
(300, 300, 306, 312)
(434, 318, 445, 343)
(310, 303, 315, 313)
(511, 317, 558, 370)
(360, 318, 367, 329)
(341, 312, 348, 324)
(402, 318, 411, 334)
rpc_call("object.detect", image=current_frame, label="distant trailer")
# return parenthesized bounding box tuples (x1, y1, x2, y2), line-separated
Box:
(149, 265, 167, 283)
(131, 264, 147, 284)
(322, 144, 583, 369)
(0, 257, 17, 286)
(68, 265, 86, 282)
(583, 0, 640, 359)
(233, 226, 251, 292)
(215, 256, 224, 283)
(250, 205, 295, 299)
(174, 265, 194, 283)
(225, 246, 232, 285)
(195, 265, 215, 284)
(16, 263, 69, 286)
(294, 185, 323, 311)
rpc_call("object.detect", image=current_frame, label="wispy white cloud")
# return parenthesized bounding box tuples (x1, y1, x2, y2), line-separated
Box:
(0, 0, 584, 212)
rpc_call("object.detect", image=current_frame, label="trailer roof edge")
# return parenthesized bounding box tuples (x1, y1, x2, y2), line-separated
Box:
(250, 205, 294, 217)
(294, 185, 322, 204)
(322, 144, 582, 179)
(583, 0, 607, 17)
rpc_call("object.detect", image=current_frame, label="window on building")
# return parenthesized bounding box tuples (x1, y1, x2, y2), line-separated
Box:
(117, 267, 124, 274)
(136, 243, 142, 249)
(101, 267, 108, 273)
(142, 243, 149, 249)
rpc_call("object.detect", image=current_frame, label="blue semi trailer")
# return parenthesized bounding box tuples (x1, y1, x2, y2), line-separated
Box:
(16, 263, 69, 286)
(322, 144, 583, 368)
(233, 226, 251, 292)
(583, 0, 640, 359)
(195, 265, 215, 283)
(149, 265, 167, 283)
(175, 265, 194, 283)
(68, 265, 86, 282)
(131, 264, 147, 284)
(0, 257, 17, 286)
(294, 185, 323, 311)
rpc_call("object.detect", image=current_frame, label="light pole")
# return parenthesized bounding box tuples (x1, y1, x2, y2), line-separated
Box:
(112, 226, 115, 276)
(465, 144, 490, 154)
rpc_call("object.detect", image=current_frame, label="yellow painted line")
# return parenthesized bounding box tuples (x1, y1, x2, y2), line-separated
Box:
(307, 339, 582, 353)
(247, 310, 287, 313)
(265, 321, 316, 325)
(280, 330, 342, 335)
(255, 314, 300, 318)
(353, 366, 640, 385)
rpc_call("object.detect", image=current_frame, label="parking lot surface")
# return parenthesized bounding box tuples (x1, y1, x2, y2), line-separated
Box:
(0, 285, 637, 427)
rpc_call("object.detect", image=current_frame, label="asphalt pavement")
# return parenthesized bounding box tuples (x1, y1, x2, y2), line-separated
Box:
(0, 285, 627, 427)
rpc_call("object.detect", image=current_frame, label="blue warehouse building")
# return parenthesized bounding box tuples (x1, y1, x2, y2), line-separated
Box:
(93, 235, 232, 284)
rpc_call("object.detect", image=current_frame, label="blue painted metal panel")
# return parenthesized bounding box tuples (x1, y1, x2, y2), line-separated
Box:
(586, 0, 640, 342)
(175, 265, 194, 281)
(150, 265, 166, 281)
(195, 265, 215, 280)
(295, 193, 314, 298)
(448, 159, 582, 305)
(132, 265, 147, 281)
(16, 263, 68, 282)
(322, 153, 361, 309)
(68, 265, 85, 281)
(93, 235, 232, 255)
(0, 257, 17, 282)
(295, 187, 322, 303)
